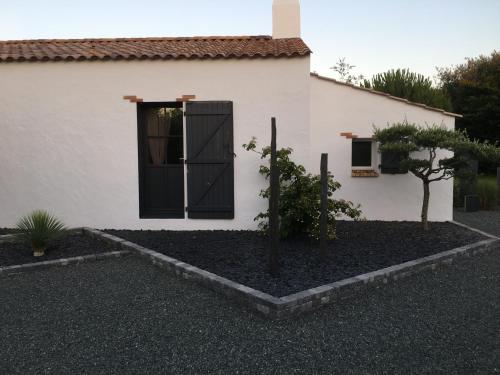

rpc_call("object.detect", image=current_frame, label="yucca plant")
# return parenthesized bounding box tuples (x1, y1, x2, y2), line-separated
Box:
(16, 210, 66, 257)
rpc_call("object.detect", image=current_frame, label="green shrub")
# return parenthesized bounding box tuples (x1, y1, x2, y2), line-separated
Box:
(476, 176, 498, 210)
(243, 138, 362, 240)
(16, 210, 66, 256)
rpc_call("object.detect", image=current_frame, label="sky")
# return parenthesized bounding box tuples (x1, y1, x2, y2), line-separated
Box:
(1, 0, 499, 81)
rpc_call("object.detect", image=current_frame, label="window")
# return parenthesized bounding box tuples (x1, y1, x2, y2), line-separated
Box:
(138, 102, 185, 219)
(352, 139, 373, 168)
(380, 151, 409, 174)
(137, 101, 235, 220)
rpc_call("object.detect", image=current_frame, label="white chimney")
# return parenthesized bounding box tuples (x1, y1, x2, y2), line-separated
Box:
(272, 0, 301, 39)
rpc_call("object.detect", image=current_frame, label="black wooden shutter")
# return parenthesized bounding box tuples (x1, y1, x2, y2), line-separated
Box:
(185, 101, 234, 219)
(380, 151, 409, 174)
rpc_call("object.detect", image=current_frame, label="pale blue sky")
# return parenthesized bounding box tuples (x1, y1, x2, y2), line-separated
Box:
(1, 0, 499, 80)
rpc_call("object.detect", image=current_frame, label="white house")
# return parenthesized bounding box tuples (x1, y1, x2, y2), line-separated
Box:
(0, 0, 460, 230)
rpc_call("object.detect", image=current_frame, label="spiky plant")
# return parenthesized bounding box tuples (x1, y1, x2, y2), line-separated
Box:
(16, 210, 66, 257)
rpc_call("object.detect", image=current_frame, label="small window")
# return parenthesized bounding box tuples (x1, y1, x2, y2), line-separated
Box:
(380, 151, 409, 174)
(352, 139, 373, 167)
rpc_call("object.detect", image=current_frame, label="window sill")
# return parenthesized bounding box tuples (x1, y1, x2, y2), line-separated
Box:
(140, 212, 185, 219)
(352, 170, 379, 178)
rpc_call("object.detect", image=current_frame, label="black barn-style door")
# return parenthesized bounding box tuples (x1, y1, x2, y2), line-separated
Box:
(137, 102, 185, 218)
(185, 101, 234, 219)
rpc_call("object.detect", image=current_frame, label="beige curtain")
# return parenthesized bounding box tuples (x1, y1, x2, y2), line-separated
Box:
(147, 109, 172, 165)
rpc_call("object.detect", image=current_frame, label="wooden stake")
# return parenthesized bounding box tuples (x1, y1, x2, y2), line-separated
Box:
(497, 167, 500, 206)
(269, 118, 280, 276)
(320, 153, 328, 260)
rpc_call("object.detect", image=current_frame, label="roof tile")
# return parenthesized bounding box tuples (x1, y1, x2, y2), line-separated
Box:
(0, 36, 311, 63)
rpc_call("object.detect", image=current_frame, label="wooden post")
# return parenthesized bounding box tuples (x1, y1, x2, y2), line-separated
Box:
(320, 153, 328, 260)
(497, 167, 500, 205)
(269, 118, 280, 276)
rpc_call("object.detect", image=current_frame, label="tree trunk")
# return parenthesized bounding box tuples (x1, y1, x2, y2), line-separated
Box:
(421, 181, 430, 231)
(269, 118, 280, 276)
(32, 242, 46, 257)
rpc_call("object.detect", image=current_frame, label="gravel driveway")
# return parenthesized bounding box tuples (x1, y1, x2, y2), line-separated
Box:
(454, 208, 500, 237)
(1, 252, 499, 374)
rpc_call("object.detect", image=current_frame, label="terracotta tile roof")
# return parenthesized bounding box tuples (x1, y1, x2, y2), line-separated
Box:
(0, 36, 311, 63)
(311, 73, 462, 118)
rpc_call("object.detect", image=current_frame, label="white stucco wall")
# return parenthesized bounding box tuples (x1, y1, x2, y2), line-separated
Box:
(0, 59, 458, 229)
(0, 57, 311, 229)
(309, 75, 456, 222)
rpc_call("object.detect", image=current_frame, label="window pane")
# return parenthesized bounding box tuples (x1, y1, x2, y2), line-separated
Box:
(145, 106, 184, 166)
(148, 138, 166, 165)
(166, 137, 184, 164)
(146, 107, 183, 137)
(352, 141, 372, 167)
(169, 108, 183, 136)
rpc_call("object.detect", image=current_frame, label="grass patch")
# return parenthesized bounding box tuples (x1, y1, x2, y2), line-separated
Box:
(454, 175, 499, 210)
(477, 176, 498, 210)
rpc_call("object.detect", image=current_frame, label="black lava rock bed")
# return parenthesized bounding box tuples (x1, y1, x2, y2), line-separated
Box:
(107, 221, 486, 297)
(0, 233, 118, 267)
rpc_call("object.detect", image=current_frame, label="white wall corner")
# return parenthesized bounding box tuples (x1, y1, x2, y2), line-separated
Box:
(272, 0, 301, 39)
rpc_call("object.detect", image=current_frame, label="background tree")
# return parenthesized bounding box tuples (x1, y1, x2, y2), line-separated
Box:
(363, 69, 452, 111)
(330, 58, 365, 86)
(438, 51, 500, 173)
(374, 122, 500, 231)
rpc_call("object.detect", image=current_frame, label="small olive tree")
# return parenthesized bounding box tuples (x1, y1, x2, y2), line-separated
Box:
(374, 122, 500, 230)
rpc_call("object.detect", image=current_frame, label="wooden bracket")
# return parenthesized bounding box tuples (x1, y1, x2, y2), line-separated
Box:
(123, 95, 143, 103)
(340, 132, 359, 139)
(176, 94, 196, 102)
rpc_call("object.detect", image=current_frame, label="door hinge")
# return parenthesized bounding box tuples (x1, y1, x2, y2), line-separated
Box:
(185, 207, 189, 212)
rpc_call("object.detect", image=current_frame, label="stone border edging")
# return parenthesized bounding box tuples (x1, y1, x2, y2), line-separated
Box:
(0, 228, 87, 244)
(82, 228, 283, 313)
(450, 220, 500, 240)
(0, 227, 131, 275)
(0, 234, 19, 243)
(0, 250, 130, 276)
(82, 228, 500, 319)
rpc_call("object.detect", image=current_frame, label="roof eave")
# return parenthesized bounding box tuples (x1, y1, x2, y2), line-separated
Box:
(311, 73, 462, 119)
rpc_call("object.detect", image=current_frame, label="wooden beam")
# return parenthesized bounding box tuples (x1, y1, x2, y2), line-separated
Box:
(269, 117, 280, 276)
(341, 132, 359, 139)
(176, 94, 197, 102)
(320, 153, 328, 260)
(123, 95, 143, 103)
